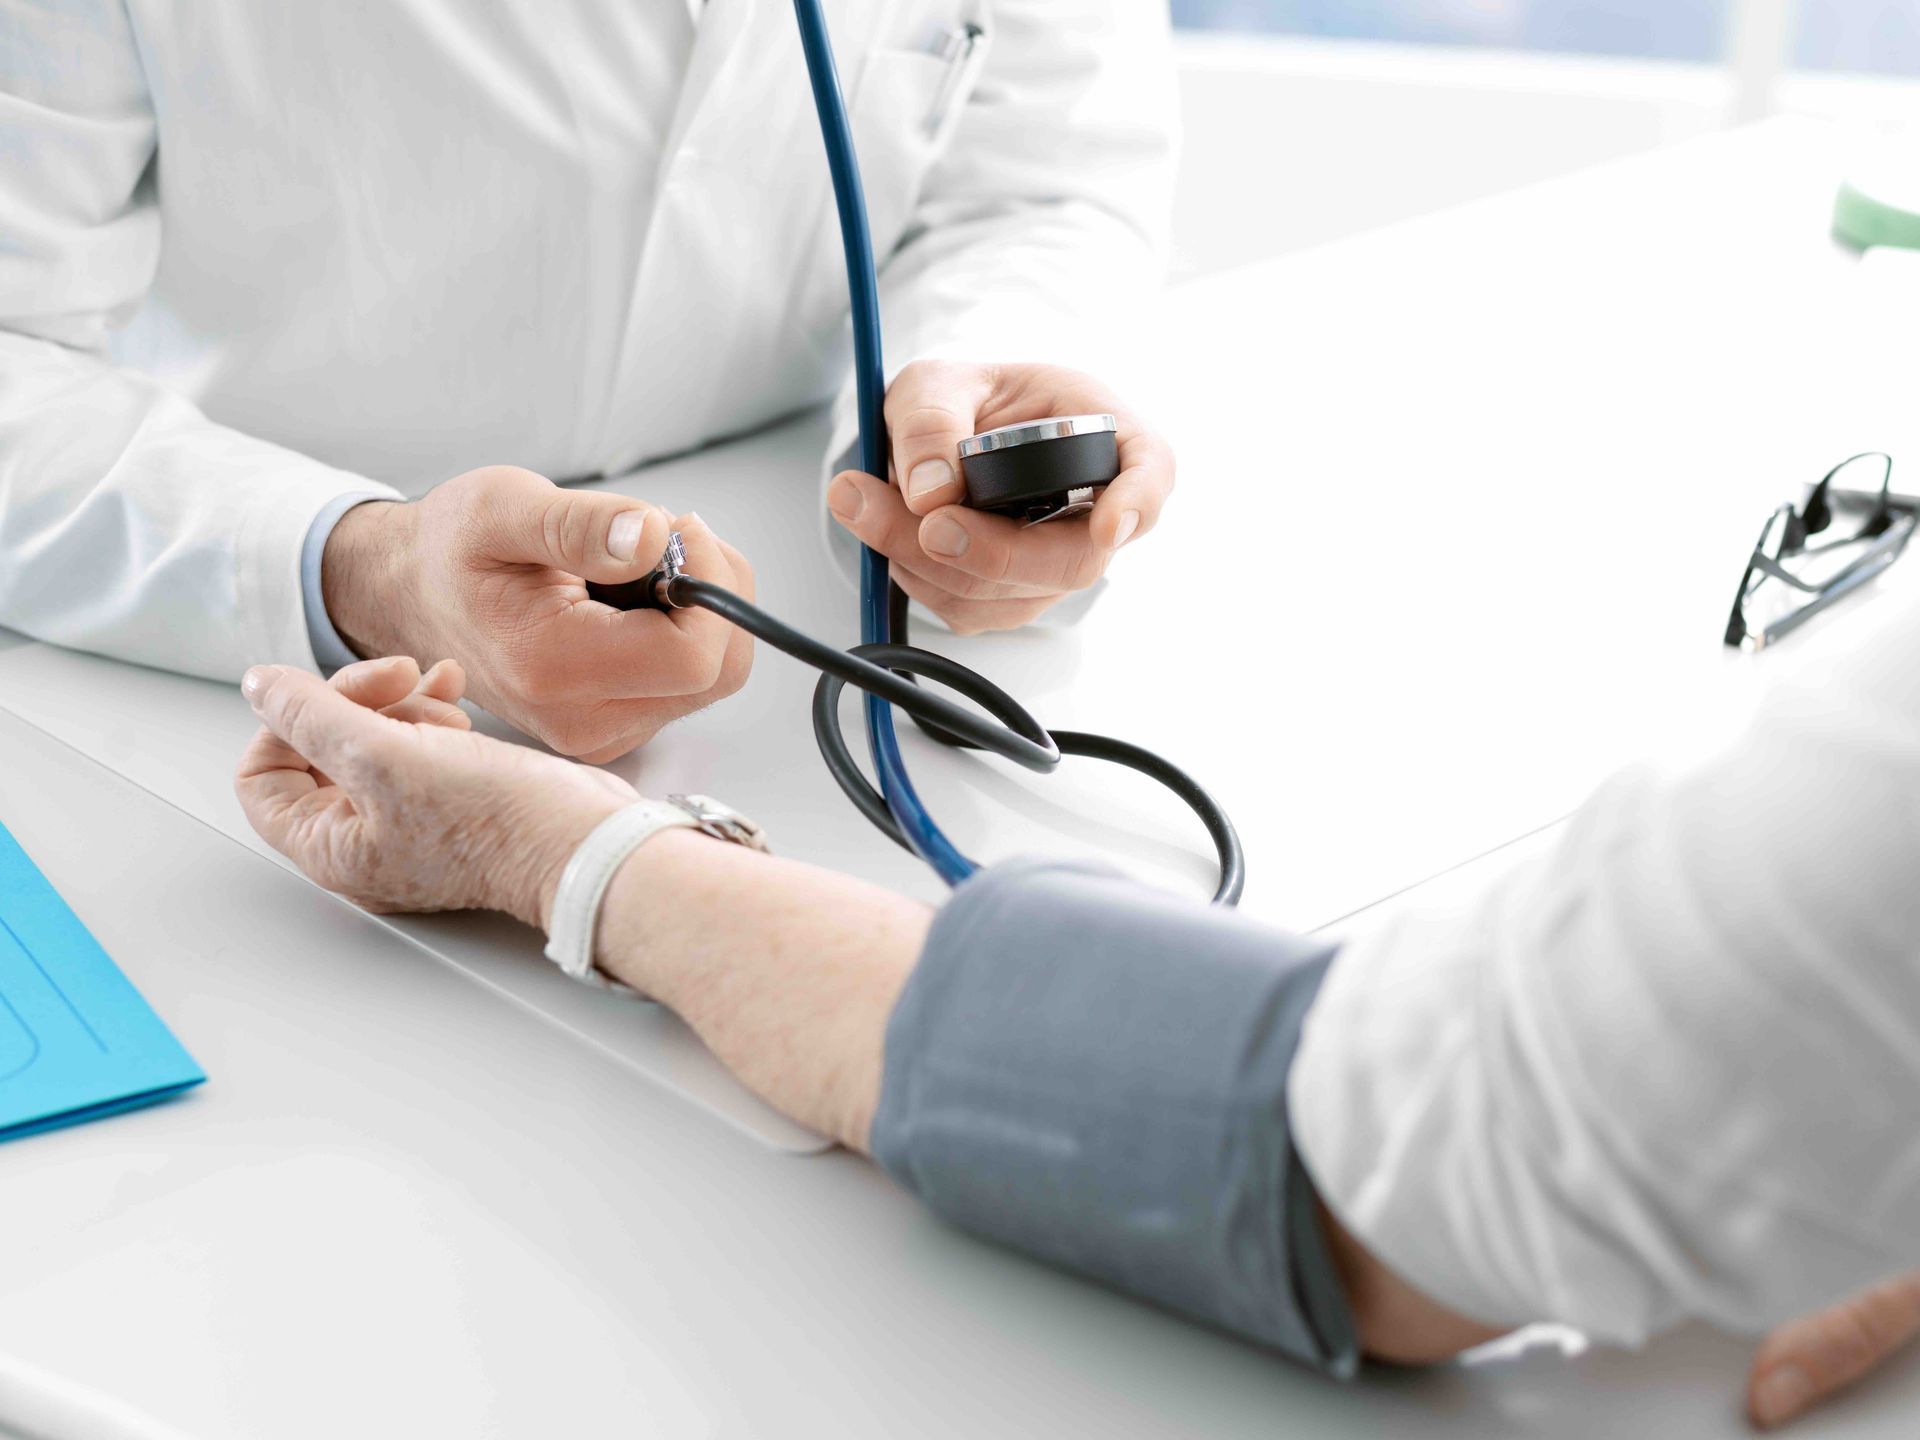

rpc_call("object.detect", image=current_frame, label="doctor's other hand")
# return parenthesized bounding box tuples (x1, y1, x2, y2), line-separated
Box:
(826, 361, 1173, 634)
(321, 466, 754, 762)
(235, 656, 634, 925)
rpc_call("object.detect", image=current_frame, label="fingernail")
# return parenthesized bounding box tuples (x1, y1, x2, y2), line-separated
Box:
(241, 665, 276, 706)
(1113, 510, 1141, 549)
(922, 514, 969, 557)
(908, 458, 954, 503)
(828, 476, 864, 523)
(607, 510, 648, 563)
(1754, 1365, 1815, 1428)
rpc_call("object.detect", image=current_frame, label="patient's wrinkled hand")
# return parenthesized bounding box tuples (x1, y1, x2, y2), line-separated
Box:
(234, 656, 634, 927)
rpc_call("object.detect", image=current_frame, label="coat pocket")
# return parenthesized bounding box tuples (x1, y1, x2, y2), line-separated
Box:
(794, 19, 992, 341)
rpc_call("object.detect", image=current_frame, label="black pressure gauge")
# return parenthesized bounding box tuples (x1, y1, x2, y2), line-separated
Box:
(957, 413, 1120, 524)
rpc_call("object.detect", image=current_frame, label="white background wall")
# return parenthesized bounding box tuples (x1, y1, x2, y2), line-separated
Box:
(1169, 31, 1920, 279)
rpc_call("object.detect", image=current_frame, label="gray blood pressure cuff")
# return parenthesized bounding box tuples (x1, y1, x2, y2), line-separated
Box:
(870, 858, 1358, 1376)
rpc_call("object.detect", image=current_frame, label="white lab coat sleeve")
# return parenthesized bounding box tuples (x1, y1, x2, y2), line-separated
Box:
(820, 0, 1176, 492)
(1288, 583, 1920, 1347)
(0, 0, 401, 680)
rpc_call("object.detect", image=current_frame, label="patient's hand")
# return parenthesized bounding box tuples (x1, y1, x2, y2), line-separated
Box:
(1747, 1272, 1920, 1430)
(239, 659, 1920, 1421)
(235, 656, 924, 1152)
(234, 656, 632, 927)
(1327, 1207, 1920, 1425)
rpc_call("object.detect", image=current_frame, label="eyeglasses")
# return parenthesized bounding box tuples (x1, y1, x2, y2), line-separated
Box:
(1725, 453, 1918, 651)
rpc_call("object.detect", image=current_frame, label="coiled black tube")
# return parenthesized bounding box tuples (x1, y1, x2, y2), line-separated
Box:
(663, 574, 1246, 907)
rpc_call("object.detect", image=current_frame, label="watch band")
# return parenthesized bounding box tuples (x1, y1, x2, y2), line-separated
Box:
(542, 795, 768, 997)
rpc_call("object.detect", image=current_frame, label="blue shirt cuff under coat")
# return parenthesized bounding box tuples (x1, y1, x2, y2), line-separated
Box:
(299, 493, 392, 673)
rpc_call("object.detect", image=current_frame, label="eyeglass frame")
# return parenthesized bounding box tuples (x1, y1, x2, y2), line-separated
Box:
(1725, 452, 1919, 652)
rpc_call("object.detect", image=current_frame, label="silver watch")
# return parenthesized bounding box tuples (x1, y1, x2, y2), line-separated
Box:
(665, 794, 770, 853)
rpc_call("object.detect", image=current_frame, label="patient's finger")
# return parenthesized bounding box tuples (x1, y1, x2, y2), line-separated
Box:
(360, 658, 471, 728)
(242, 665, 411, 785)
(330, 655, 424, 711)
(417, 658, 467, 705)
(380, 692, 472, 729)
(1748, 1272, 1920, 1429)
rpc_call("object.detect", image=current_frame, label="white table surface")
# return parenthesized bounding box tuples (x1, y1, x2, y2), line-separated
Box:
(2, 115, 1916, 1436)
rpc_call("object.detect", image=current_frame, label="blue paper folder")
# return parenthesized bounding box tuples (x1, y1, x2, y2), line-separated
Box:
(0, 818, 204, 1140)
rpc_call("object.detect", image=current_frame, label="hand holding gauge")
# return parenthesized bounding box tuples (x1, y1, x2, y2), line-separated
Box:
(826, 359, 1173, 635)
(588, 387, 1244, 905)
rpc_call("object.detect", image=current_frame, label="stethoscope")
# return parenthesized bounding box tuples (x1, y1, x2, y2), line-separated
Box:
(0, 12, 1249, 1440)
(588, 0, 1245, 905)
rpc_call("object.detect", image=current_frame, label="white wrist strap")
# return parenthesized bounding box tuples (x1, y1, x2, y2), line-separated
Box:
(543, 801, 698, 998)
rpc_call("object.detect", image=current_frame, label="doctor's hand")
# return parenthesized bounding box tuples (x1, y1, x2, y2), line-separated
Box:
(322, 467, 753, 762)
(827, 361, 1173, 634)
(235, 656, 635, 926)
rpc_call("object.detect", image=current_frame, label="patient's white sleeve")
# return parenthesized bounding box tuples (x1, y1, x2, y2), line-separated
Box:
(1289, 586, 1920, 1346)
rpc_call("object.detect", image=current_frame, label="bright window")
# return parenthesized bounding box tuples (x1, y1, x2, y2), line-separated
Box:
(1167, 1, 1727, 60)
(1796, 0, 1920, 74)
(1170, 0, 1920, 75)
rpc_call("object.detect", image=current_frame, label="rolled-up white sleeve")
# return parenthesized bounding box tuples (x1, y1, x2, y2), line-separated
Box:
(0, 0, 399, 679)
(1290, 583, 1920, 1346)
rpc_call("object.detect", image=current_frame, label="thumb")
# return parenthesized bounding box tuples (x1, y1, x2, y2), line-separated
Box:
(885, 360, 991, 516)
(473, 467, 672, 583)
(242, 664, 408, 784)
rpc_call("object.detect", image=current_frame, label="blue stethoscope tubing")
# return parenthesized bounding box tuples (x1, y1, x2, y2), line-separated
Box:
(784, 0, 1244, 906)
(791, 0, 977, 885)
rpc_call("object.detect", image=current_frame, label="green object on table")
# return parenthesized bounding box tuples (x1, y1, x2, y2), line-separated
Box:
(1834, 179, 1920, 253)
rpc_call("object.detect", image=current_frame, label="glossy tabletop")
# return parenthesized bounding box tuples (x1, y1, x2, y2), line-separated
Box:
(0, 116, 1914, 1436)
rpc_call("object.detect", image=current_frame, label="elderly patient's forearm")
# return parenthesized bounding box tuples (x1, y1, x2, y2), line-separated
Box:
(583, 831, 1500, 1370)
(589, 828, 930, 1152)
(1321, 1203, 1506, 1363)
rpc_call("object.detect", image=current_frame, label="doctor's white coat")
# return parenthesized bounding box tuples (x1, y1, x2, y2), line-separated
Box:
(0, 0, 1174, 678)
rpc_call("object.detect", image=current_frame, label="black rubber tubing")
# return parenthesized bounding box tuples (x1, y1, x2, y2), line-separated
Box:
(664, 574, 1246, 907)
